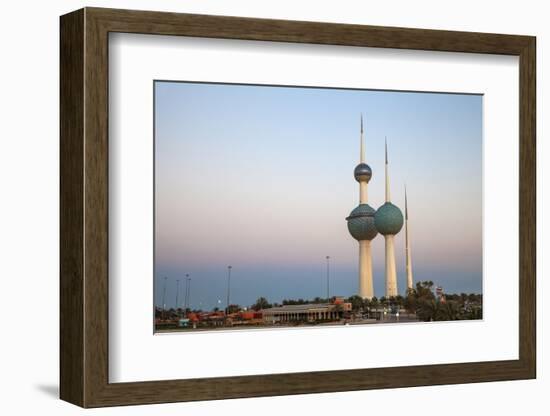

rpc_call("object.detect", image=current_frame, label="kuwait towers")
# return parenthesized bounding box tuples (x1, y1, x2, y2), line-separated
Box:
(374, 139, 404, 297)
(346, 121, 409, 299)
(345, 116, 378, 299)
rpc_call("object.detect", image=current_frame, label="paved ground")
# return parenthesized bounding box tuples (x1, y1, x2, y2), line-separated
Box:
(156, 315, 420, 333)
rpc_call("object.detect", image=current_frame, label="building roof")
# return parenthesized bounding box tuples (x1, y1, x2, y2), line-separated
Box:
(261, 303, 338, 314)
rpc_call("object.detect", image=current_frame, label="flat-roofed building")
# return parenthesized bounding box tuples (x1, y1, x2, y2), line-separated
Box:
(261, 300, 351, 324)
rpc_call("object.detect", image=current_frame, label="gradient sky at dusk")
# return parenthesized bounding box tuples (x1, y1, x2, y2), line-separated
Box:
(154, 81, 482, 310)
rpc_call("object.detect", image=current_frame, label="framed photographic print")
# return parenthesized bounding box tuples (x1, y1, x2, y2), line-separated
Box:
(60, 7, 536, 408)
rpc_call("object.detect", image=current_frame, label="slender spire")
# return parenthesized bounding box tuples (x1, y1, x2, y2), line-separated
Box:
(405, 185, 414, 290)
(405, 184, 408, 220)
(360, 113, 365, 163)
(385, 137, 391, 202)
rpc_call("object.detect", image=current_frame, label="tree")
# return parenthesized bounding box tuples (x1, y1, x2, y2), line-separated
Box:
(226, 304, 241, 314)
(404, 290, 417, 313)
(417, 299, 440, 321)
(347, 295, 364, 311)
(466, 305, 483, 320)
(370, 296, 379, 309)
(416, 281, 435, 299)
(468, 293, 479, 303)
(412, 282, 438, 321)
(251, 297, 271, 311)
(398, 279, 483, 322)
(405, 287, 416, 297)
(394, 295, 404, 308)
(437, 301, 461, 321)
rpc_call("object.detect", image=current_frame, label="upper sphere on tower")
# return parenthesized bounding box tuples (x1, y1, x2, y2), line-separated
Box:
(354, 163, 372, 183)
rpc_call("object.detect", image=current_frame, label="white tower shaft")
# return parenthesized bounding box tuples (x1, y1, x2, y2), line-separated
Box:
(359, 240, 374, 299)
(359, 114, 373, 299)
(405, 188, 413, 291)
(384, 137, 398, 297)
(385, 235, 398, 297)
(360, 182, 368, 203)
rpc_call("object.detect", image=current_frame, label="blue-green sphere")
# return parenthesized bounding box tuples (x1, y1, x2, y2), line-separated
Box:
(346, 204, 378, 241)
(374, 202, 404, 235)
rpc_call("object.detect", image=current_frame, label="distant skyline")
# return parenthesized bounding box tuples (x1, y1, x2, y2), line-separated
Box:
(154, 81, 482, 310)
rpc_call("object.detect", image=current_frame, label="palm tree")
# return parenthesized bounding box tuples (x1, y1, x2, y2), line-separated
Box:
(416, 281, 435, 299)
(417, 299, 461, 321)
(394, 295, 404, 308)
(417, 299, 440, 321)
(436, 301, 461, 321)
(347, 295, 364, 311)
(370, 296, 379, 309)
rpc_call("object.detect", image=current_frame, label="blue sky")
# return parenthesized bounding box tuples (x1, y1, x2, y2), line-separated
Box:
(154, 81, 482, 310)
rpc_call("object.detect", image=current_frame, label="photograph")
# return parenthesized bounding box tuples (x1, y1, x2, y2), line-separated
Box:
(49, 3, 538, 410)
(153, 81, 483, 333)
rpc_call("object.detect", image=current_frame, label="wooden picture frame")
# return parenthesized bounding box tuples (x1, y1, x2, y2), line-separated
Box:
(60, 7, 536, 408)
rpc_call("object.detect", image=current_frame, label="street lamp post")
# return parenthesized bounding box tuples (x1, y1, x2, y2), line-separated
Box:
(175, 279, 180, 316)
(162, 276, 167, 320)
(183, 273, 190, 314)
(326, 256, 330, 302)
(186, 276, 191, 312)
(226, 265, 232, 315)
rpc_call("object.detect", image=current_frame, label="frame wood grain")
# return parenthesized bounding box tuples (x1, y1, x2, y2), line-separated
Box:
(60, 7, 536, 408)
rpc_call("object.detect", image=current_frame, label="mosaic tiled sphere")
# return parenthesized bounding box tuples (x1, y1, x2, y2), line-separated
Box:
(374, 202, 404, 235)
(346, 204, 378, 241)
(354, 163, 372, 183)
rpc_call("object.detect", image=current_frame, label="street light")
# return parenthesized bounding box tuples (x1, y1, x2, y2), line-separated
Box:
(184, 273, 190, 313)
(175, 279, 180, 316)
(186, 276, 192, 312)
(161, 276, 167, 320)
(325, 256, 330, 302)
(226, 265, 232, 315)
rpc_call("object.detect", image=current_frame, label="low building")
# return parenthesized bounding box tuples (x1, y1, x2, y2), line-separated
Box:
(261, 300, 351, 324)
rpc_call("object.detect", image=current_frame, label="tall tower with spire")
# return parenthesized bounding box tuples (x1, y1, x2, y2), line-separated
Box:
(405, 186, 414, 291)
(346, 115, 378, 299)
(374, 139, 404, 298)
